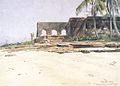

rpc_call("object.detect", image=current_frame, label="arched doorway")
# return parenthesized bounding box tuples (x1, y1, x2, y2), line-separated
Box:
(41, 29, 47, 36)
(51, 30, 57, 36)
(61, 29, 67, 36)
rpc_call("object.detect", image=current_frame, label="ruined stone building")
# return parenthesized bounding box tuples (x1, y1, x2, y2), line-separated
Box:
(35, 17, 86, 43)
(35, 16, 120, 43)
(35, 22, 68, 43)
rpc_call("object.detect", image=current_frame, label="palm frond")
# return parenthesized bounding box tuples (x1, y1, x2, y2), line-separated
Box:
(99, 0, 109, 14)
(76, 0, 89, 15)
(95, 0, 103, 15)
(112, 0, 120, 14)
(97, 5, 104, 15)
(115, 0, 120, 7)
(118, 0, 120, 6)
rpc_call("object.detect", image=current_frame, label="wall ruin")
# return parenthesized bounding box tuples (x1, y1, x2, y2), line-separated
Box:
(35, 16, 120, 43)
(35, 22, 69, 43)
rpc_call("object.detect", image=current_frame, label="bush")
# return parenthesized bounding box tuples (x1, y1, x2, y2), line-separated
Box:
(111, 35, 120, 41)
(73, 36, 98, 41)
(72, 35, 120, 42)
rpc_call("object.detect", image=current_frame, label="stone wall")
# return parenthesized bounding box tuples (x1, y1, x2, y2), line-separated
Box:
(36, 22, 68, 37)
(68, 16, 120, 37)
(36, 22, 69, 43)
(67, 17, 85, 37)
(35, 16, 120, 43)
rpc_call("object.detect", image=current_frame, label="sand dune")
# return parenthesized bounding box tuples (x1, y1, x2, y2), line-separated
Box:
(0, 50, 120, 86)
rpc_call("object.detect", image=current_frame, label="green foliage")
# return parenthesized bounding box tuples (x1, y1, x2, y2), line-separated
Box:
(73, 36, 98, 41)
(76, 0, 89, 15)
(98, 35, 120, 42)
(72, 35, 120, 42)
(76, 0, 108, 16)
(111, 35, 120, 41)
(98, 36, 111, 42)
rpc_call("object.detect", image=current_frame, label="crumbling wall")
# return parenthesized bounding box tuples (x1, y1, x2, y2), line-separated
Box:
(36, 22, 68, 37)
(68, 16, 120, 37)
(36, 22, 68, 43)
(68, 17, 85, 37)
(35, 16, 120, 43)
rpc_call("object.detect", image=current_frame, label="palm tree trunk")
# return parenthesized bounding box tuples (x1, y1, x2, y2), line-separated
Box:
(112, 8, 120, 36)
(110, 16, 113, 38)
(83, 1, 87, 35)
(93, 16, 99, 38)
(83, 19, 86, 35)
(92, 1, 99, 38)
(109, 0, 113, 38)
(109, 0, 120, 36)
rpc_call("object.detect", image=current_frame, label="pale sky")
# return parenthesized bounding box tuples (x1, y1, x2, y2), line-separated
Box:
(0, 0, 85, 45)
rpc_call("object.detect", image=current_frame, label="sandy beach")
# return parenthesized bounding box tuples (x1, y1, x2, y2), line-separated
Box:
(0, 49, 120, 86)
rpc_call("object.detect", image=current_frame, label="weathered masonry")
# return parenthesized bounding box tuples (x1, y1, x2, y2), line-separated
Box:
(36, 22, 68, 36)
(35, 22, 69, 43)
(35, 17, 86, 43)
(68, 16, 120, 37)
(35, 16, 120, 43)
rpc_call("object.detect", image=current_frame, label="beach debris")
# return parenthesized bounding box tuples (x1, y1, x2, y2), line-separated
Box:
(57, 43, 70, 47)
(105, 42, 120, 48)
(93, 49, 120, 52)
(5, 54, 16, 57)
(81, 50, 90, 53)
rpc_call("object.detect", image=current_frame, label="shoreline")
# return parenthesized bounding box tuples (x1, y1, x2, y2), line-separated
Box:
(0, 49, 120, 86)
(1, 41, 120, 54)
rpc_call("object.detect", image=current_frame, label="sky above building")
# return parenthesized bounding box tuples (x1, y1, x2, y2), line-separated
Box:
(0, 0, 85, 44)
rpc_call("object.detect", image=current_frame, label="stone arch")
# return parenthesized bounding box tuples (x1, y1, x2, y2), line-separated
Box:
(51, 30, 57, 36)
(61, 29, 67, 36)
(41, 29, 47, 36)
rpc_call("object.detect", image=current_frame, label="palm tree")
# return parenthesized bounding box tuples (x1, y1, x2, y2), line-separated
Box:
(105, 0, 120, 37)
(76, 0, 108, 38)
(112, 0, 120, 36)
(83, 0, 88, 34)
(104, 0, 113, 38)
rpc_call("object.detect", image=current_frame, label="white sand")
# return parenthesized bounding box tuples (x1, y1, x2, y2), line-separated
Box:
(0, 50, 120, 86)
